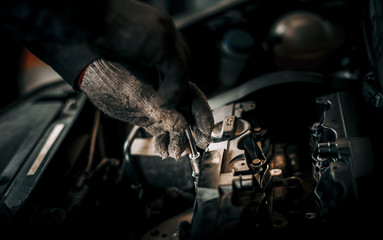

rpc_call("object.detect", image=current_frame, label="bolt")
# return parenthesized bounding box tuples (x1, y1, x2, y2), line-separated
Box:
(270, 169, 282, 176)
(251, 159, 262, 166)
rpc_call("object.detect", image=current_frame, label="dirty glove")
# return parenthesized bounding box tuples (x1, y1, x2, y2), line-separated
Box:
(91, 0, 190, 107)
(79, 59, 214, 159)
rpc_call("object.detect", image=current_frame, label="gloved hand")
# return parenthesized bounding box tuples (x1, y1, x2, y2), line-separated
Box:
(91, 0, 190, 106)
(79, 59, 214, 159)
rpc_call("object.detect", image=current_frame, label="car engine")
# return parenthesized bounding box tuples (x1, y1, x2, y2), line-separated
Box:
(0, 0, 381, 238)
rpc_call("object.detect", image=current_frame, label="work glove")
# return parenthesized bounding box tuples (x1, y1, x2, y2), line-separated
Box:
(91, 0, 190, 107)
(79, 59, 214, 160)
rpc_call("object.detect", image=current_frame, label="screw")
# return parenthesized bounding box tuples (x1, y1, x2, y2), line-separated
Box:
(251, 159, 262, 166)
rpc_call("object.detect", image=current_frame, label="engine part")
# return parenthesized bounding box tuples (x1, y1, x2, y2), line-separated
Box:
(208, 71, 329, 109)
(309, 92, 374, 220)
(189, 92, 375, 238)
(218, 28, 255, 89)
(0, 81, 87, 219)
(266, 10, 344, 71)
(191, 101, 273, 239)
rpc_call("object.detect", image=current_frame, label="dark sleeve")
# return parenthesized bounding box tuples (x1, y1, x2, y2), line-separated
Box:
(23, 41, 100, 89)
(0, 0, 105, 89)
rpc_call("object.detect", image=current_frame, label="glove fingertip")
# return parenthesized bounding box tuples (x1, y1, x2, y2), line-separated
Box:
(188, 83, 215, 136)
(168, 133, 187, 160)
(154, 133, 169, 158)
(193, 127, 212, 150)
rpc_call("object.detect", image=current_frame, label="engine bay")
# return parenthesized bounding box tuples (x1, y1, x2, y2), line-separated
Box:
(0, 0, 381, 237)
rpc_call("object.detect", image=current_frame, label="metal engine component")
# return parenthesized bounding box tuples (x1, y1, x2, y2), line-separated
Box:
(189, 93, 375, 238)
(191, 101, 274, 239)
(309, 92, 374, 220)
